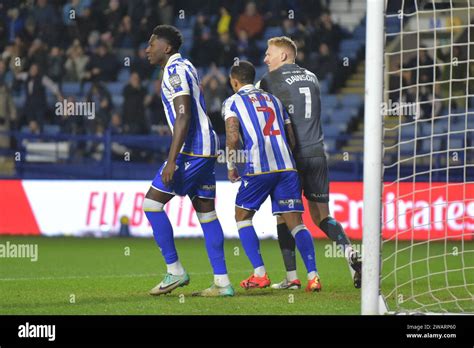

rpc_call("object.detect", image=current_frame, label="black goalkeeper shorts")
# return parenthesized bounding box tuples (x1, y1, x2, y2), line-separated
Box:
(295, 155, 330, 203)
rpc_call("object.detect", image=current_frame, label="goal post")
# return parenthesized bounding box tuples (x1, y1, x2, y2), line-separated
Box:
(363, 0, 474, 315)
(361, 0, 385, 315)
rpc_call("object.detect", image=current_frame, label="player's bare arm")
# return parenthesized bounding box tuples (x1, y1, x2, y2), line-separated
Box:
(225, 117, 240, 183)
(284, 122, 296, 152)
(161, 94, 192, 186)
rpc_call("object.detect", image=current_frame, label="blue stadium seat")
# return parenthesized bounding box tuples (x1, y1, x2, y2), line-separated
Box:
(263, 27, 283, 41)
(448, 137, 464, 150)
(331, 109, 354, 123)
(112, 95, 124, 107)
(255, 66, 267, 81)
(108, 82, 125, 96)
(433, 118, 448, 134)
(43, 124, 61, 135)
(117, 69, 131, 82)
(319, 80, 329, 94)
(322, 95, 339, 109)
(341, 94, 363, 107)
(62, 82, 81, 96)
(340, 39, 360, 52)
(399, 140, 415, 155)
(400, 123, 416, 140)
(385, 16, 401, 35)
(323, 126, 342, 137)
(324, 138, 336, 151)
(421, 137, 443, 152)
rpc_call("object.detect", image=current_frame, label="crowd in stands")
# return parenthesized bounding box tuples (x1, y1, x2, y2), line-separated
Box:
(0, 0, 350, 159)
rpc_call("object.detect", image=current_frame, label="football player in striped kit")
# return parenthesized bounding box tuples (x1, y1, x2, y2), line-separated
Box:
(223, 60, 321, 292)
(144, 25, 233, 297)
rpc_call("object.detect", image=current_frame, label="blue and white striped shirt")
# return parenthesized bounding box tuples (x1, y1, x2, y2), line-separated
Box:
(222, 84, 296, 175)
(161, 53, 219, 157)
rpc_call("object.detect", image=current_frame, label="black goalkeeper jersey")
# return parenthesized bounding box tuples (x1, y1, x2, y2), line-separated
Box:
(258, 63, 325, 157)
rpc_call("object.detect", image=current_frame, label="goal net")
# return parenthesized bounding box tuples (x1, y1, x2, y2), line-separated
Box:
(380, 0, 474, 314)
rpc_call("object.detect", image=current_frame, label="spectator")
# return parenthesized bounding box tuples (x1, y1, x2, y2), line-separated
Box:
(15, 63, 62, 126)
(315, 10, 344, 53)
(47, 47, 65, 86)
(190, 27, 219, 67)
(104, 0, 123, 36)
(116, 15, 136, 50)
(26, 39, 48, 73)
(234, 2, 264, 40)
(122, 72, 147, 134)
(236, 29, 260, 65)
(216, 6, 232, 35)
(6, 7, 25, 43)
(202, 65, 227, 134)
(84, 43, 120, 82)
(85, 81, 113, 130)
(109, 112, 123, 134)
(217, 32, 238, 67)
(193, 12, 211, 43)
(64, 40, 90, 82)
(0, 60, 17, 156)
(157, 0, 174, 26)
(32, 0, 60, 45)
(313, 43, 337, 79)
(144, 79, 170, 136)
(131, 43, 154, 81)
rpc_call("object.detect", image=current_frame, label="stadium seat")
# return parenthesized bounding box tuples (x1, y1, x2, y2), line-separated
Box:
(255, 66, 267, 81)
(263, 27, 283, 41)
(400, 123, 416, 140)
(341, 94, 363, 108)
(43, 124, 61, 135)
(117, 69, 131, 82)
(399, 139, 415, 155)
(62, 82, 81, 96)
(433, 118, 449, 134)
(323, 126, 342, 137)
(112, 95, 124, 107)
(322, 95, 340, 109)
(109, 82, 125, 96)
(324, 138, 336, 151)
(331, 109, 354, 123)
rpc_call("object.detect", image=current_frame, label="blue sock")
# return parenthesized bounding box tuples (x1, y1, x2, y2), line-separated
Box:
(197, 211, 227, 275)
(292, 225, 317, 274)
(237, 220, 264, 269)
(143, 199, 178, 264)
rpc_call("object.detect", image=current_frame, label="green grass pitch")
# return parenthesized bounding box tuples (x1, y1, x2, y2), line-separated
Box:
(0, 237, 472, 314)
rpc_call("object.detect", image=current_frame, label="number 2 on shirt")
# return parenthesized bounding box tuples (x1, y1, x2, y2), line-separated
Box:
(257, 106, 281, 136)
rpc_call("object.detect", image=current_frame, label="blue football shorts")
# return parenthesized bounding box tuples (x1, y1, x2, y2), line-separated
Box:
(235, 170, 303, 215)
(151, 153, 216, 200)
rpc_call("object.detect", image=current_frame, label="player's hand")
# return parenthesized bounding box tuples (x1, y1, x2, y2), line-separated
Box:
(228, 168, 240, 183)
(162, 160, 176, 186)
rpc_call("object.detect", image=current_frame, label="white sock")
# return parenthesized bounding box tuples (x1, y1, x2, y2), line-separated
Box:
(307, 271, 318, 280)
(214, 274, 230, 287)
(345, 245, 354, 263)
(287, 270, 298, 282)
(167, 260, 185, 276)
(254, 266, 266, 277)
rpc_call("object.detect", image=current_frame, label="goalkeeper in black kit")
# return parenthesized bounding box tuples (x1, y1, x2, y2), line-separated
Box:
(257, 36, 362, 289)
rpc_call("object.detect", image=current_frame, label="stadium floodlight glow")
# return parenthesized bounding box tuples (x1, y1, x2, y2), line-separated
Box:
(364, 0, 474, 315)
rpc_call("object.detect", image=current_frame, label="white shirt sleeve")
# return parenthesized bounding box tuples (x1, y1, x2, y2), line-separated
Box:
(166, 64, 191, 99)
(222, 97, 238, 120)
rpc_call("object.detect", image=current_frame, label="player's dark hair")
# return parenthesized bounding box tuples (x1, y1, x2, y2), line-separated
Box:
(152, 25, 183, 52)
(230, 60, 255, 85)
